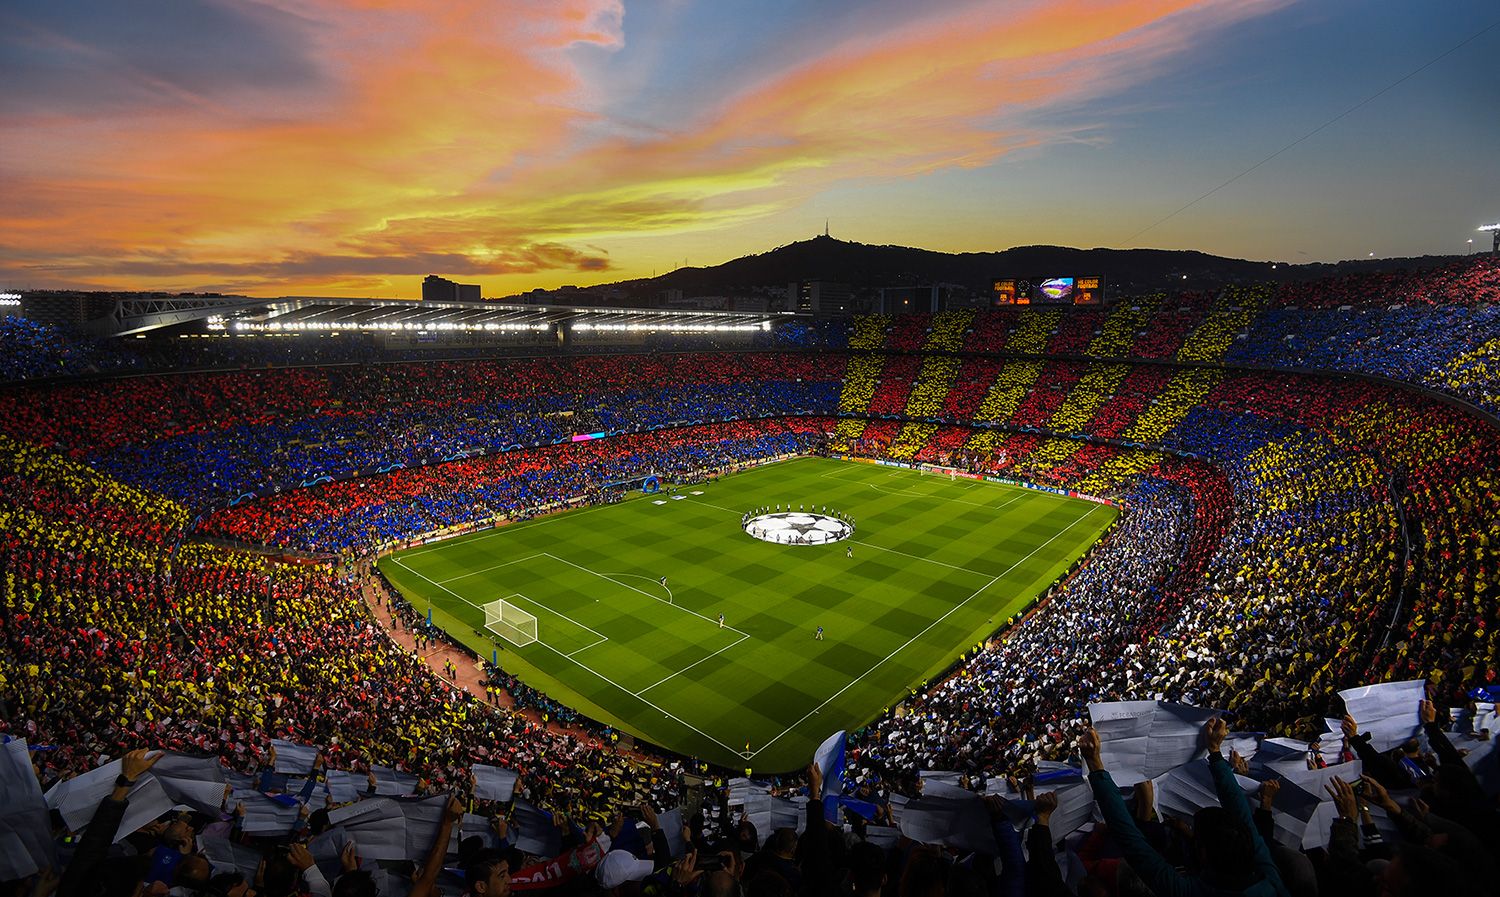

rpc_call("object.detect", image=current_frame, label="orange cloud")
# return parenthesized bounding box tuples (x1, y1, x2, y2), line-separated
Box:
(0, 0, 1285, 297)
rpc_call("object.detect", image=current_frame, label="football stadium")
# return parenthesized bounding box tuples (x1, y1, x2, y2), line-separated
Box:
(3, 2, 1499, 895)
(380, 458, 1116, 772)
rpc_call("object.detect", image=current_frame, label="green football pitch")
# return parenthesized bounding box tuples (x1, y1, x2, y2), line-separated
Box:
(379, 456, 1117, 772)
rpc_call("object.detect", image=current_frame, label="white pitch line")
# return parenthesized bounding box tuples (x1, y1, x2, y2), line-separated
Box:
(815, 460, 1056, 510)
(390, 559, 610, 645)
(991, 493, 1024, 512)
(530, 640, 749, 759)
(635, 633, 750, 696)
(434, 552, 546, 584)
(845, 539, 992, 576)
(542, 552, 750, 638)
(819, 465, 868, 480)
(749, 502, 1103, 759)
(504, 593, 612, 644)
(394, 455, 823, 561)
(393, 554, 748, 759)
(393, 500, 624, 560)
(603, 572, 677, 605)
(566, 636, 610, 657)
(863, 481, 1016, 508)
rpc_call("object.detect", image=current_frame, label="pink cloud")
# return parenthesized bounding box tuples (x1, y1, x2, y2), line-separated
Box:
(0, 0, 1287, 296)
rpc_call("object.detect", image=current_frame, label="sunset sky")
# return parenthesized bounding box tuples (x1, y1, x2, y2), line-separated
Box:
(2, 0, 1496, 298)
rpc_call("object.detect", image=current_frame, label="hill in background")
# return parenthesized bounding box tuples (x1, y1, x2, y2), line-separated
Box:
(512, 235, 1464, 305)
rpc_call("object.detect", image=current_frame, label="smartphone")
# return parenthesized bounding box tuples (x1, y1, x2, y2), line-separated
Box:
(144, 845, 184, 886)
(696, 855, 724, 872)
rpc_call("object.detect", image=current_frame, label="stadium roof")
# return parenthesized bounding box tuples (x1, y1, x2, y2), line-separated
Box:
(98, 295, 796, 337)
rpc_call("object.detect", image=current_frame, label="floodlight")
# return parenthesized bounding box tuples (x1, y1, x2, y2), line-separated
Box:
(1478, 223, 1500, 232)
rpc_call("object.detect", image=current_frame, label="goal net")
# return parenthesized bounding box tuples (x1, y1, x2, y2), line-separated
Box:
(483, 598, 538, 647)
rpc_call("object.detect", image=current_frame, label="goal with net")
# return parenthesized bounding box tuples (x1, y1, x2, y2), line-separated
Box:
(483, 598, 538, 647)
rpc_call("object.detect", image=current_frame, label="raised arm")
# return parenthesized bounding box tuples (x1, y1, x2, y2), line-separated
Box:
(409, 795, 462, 897)
(1204, 717, 1286, 895)
(1340, 714, 1410, 790)
(1023, 793, 1069, 897)
(58, 749, 161, 897)
(1080, 728, 1194, 897)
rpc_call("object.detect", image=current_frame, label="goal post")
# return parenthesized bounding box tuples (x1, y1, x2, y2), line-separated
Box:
(483, 598, 538, 647)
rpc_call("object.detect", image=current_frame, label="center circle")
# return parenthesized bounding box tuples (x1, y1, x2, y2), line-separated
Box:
(742, 511, 855, 546)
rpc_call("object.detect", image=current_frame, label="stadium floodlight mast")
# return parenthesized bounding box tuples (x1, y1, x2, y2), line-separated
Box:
(1481, 222, 1500, 254)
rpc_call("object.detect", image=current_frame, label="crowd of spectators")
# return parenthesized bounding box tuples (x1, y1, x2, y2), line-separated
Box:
(1271, 255, 1499, 308)
(17, 606, 1493, 897)
(3, 258, 1498, 895)
(0, 316, 140, 381)
(972, 362, 1044, 426)
(898, 357, 962, 423)
(865, 356, 922, 417)
(836, 356, 884, 417)
(925, 311, 972, 352)
(837, 364, 1498, 794)
(1041, 309, 1101, 356)
(1007, 363, 1085, 430)
(885, 314, 931, 353)
(0, 354, 844, 509)
(201, 419, 831, 553)
(939, 358, 1003, 420)
(1228, 302, 1500, 416)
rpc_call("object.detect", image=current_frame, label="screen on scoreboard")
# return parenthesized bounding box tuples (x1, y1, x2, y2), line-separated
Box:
(992, 276, 1104, 306)
(1037, 277, 1074, 302)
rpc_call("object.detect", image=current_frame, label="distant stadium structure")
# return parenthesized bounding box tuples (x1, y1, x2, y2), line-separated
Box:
(422, 273, 482, 301)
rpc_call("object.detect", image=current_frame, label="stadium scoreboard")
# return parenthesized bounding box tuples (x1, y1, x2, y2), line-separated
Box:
(991, 276, 1105, 306)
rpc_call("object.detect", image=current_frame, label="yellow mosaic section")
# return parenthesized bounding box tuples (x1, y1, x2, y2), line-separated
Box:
(888, 422, 939, 460)
(923, 310, 974, 351)
(848, 315, 889, 349)
(1023, 363, 1131, 469)
(1177, 284, 1269, 363)
(973, 360, 1045, 423)
(1074, 450, 1169, 495)
(1336, 398, 1491, 471)
(1008, 309, 1062, 354)
(1087, 294, 1161, 358)
(1023, 436, 1089, 472)
(902, 356, 962, 418)
(1432, 337, 1500, 398)
(1122, 368, 1222, 443)
(829, 418, 869, 452)
(1047, 363, 1130, 435)
(0, 433, 190, 530)
(837, 354, 884, 414)
(964, 428, 1004, 454)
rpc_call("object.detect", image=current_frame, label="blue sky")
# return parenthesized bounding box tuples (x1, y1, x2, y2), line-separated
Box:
(2, 0, 1495, 295)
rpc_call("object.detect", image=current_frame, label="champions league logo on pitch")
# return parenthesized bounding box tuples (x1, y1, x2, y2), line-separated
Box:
(742, 509, 854, 546)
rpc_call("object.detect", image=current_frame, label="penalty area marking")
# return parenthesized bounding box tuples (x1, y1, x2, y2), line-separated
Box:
(391, 559, 612, 655)
(862, 480, 1031, 509)
(601, 572, 676, 606)
(388, 556, 749, 760)
(633, 631, 750, 697)
(498, 592, 610, 656)
(434, 552, 546, 585)
(541, 552, 751, 639)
